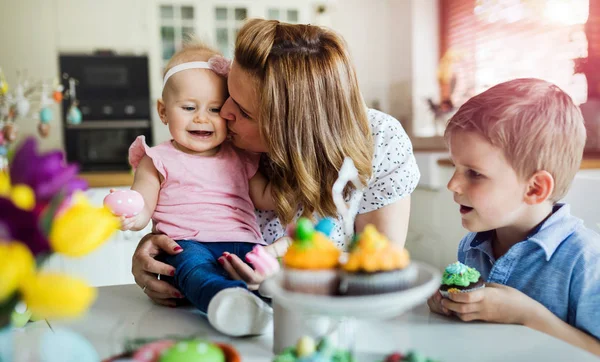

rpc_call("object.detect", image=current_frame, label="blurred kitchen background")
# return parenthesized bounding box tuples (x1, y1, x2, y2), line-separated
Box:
(1, 0, 598, 286)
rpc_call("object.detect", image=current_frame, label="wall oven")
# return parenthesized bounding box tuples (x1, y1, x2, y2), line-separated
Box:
(60, 54, 153, 171)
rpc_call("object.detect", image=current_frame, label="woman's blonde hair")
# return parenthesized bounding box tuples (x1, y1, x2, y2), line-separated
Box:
(445, 78, 586, 201)
(235, 19, 373, 225)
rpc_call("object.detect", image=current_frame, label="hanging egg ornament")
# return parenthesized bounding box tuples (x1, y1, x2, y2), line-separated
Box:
(3, 123, 17, 142)
(39, 107, 53, 123)
(0, 131, 4, 146)
(16, 97, 30, 117)
(0, 145, 7, 156)
(38, 123, 50, 138)
(53, 90, 63, 102)
(67, 105, 82, 125)
(0, 80, 7, 96)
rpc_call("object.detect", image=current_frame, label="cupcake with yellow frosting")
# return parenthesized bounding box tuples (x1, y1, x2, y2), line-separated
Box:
(282, 217, 341, 295)
(339, 224, 417, 295)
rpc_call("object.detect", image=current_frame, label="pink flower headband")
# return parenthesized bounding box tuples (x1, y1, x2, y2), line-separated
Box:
(162, 55, 231, 87)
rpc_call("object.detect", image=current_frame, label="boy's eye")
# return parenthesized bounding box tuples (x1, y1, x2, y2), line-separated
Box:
(467, 169, 483, 178)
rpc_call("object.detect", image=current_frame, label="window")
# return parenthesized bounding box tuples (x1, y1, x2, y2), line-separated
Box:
(266, 7, 300, 23)
(435, 0, 589, 135)
(159, 4, 196, 67)
(214, 6, 248, 59)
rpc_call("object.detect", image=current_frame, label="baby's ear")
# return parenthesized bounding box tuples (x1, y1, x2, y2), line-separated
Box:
(524, 170, 554, 205)
(156, 99, 168, 125)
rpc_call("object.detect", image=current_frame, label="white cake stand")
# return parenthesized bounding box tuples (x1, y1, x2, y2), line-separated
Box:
(263, 261, 441, 320)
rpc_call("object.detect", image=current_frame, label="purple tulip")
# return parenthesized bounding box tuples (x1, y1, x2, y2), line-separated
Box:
(0, 198, 49, 255)
(9, 138, 87, 203)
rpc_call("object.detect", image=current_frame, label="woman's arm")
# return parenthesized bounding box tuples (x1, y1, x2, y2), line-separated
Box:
(354, 196, 411, 248)
(129, 155, 161, 231)
(248, 171, 275, 210)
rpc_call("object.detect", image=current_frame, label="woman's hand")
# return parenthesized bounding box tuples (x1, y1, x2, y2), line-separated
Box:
(132, 233, 185, 307)
(219, 236, 291, 290)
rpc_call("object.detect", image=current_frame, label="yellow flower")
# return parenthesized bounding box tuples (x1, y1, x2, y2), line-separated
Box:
(0, 172, 35, 211)
(49, 193, 119, 257)
(20, 273, 97, 319)
(0, 241, 35, 302)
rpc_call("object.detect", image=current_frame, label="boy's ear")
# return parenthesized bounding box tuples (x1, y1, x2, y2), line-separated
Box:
(157, 99, 168, 125)
(524, 170, 554, 205)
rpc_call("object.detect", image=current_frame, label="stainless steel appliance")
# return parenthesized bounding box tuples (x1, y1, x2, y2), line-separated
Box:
(60, 53, 153, 171)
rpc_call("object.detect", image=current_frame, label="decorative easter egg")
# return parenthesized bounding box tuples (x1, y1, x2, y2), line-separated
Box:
(132, 340, 175, 362)
(3, 123, 17, 142)
(103, 190, 144, 217)
(52, 90, 63, 102)
(38, 123, 50, 138)
(315, 218, 334, 236)
(0, 131, 4, 145)
(159, 340, 225, 362)
(0, 81, 7, 96)
(67, 105, 82, 125)
(296, 336, 316, 357)
(39, 107, 53, 123)
(39, 328, 99, 362)
(295, 218, 315, 241)
(16, 98, 30, 117)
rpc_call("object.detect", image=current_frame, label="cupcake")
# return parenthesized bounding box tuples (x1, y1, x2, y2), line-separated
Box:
(282, 217, 341, 295)
(273, 336, 355, 362)
(339, 225, 417, 296)
(439, 262, 485, 298)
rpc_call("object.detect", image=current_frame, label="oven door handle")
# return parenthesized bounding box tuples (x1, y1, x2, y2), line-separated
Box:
(66, 120, 150, 129)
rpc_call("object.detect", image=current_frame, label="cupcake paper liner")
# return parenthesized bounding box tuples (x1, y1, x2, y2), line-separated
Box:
(283, 268, 339, 295)
(338, 263, 418, 296)
(439, 283, 486, 298)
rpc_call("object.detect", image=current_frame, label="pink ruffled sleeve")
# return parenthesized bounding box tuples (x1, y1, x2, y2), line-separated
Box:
(128, 136, 166, 177)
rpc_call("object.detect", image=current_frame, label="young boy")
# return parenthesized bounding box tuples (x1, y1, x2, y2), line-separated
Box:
(427, 78, 600, 356)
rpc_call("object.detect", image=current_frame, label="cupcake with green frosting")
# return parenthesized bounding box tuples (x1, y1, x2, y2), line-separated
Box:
(439, 262, 485, 297)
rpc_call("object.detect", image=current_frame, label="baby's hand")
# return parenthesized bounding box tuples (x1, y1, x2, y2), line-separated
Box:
(119, 215, 139, 231)
(427, 290, 451, 316)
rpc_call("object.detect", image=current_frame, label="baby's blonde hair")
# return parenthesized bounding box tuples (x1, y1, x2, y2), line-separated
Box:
(162, 36, 225, 97)
(445, 78, 586, 202)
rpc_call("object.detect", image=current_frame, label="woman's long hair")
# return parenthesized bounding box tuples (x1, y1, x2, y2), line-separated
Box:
(235, 19, 373, 225)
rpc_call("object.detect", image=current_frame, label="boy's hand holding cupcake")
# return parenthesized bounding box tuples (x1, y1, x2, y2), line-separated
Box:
(439, 282, 543, 325)
(429, 261, 541, 325)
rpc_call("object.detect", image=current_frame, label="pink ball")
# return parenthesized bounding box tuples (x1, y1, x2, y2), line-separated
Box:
(103, 190, 144, 217)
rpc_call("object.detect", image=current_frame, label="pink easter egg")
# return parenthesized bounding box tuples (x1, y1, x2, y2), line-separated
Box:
(132, 340, 175, 362)
(103, 190, 144, 217)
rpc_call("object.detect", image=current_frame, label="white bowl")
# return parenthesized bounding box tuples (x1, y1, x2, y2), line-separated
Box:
(262, 261, 441, 320)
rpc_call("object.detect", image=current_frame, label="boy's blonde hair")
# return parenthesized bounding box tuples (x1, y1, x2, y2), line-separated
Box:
(235, 19, 373, 225)
(445, 78, 586, 202)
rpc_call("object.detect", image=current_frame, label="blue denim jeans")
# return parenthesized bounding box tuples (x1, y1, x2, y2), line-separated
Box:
(158, 240, 257, 313)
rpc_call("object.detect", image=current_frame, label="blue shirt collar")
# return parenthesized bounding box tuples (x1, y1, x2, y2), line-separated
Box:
(462, 203, 582, 261)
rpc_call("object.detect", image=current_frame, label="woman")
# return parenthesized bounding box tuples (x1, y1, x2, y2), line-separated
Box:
(132, 19, 420, 333)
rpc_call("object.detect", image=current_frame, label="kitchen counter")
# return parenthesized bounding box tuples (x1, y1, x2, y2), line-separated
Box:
(79, 171, 134, 188)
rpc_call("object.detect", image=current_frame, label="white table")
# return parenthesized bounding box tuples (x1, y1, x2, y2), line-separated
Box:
(46, 284, 599, 362)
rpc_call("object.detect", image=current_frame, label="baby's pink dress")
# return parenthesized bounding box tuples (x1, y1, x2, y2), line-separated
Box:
(129, 136, 264, 244)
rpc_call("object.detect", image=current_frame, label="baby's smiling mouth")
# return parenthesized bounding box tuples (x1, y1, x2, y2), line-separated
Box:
(188, 130, 213, 137)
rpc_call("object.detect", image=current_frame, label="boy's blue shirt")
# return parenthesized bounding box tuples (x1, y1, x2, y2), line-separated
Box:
(458, 203, 600, 339)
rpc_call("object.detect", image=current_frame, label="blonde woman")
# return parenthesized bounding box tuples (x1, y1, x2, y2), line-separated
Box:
(131, 19, 420, 336)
